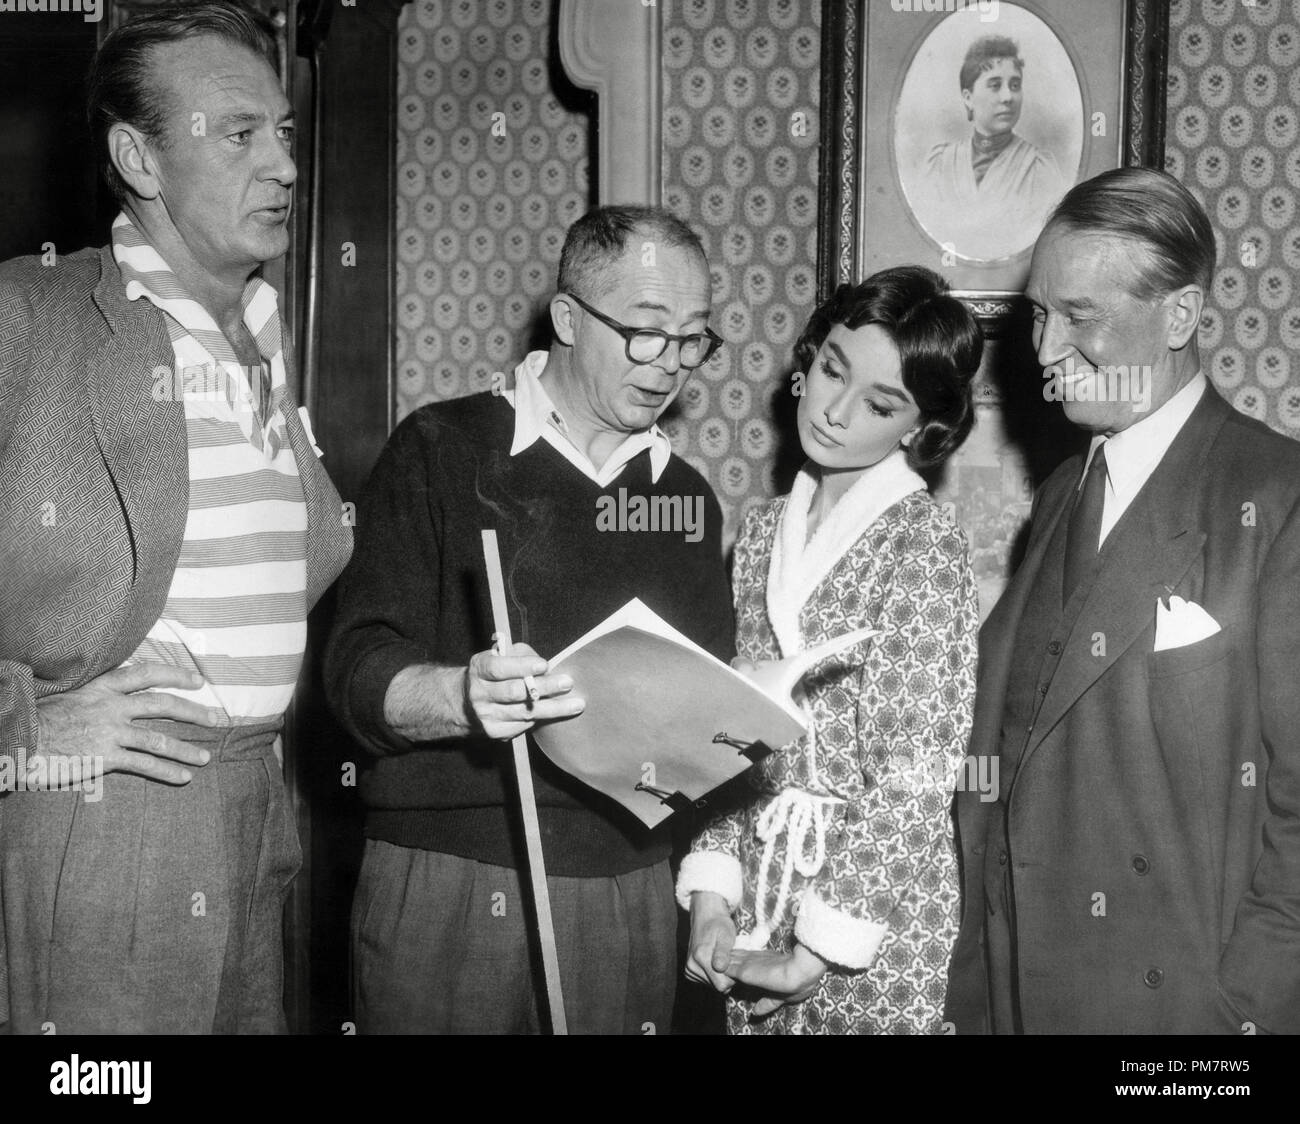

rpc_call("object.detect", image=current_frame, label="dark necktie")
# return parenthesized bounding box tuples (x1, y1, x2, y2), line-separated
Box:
(1063, 443, 1108, 606)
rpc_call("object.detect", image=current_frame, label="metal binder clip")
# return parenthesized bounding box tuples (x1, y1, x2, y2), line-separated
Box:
(712, 731, 771, 764)
(634, 782, 705, 816)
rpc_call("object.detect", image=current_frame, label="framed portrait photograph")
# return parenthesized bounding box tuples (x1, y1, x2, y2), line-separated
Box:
(818, 0, 1169, 319)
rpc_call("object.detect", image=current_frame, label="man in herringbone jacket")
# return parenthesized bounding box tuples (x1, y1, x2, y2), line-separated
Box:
(0, 2, 350, 1033)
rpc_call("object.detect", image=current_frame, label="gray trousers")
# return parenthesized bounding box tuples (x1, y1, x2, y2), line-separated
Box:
(0, 718, 298, 1034)
(351, 839, 676, 1034)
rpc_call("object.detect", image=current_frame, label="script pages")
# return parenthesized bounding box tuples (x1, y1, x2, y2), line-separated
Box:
(530, 598, 874, 828)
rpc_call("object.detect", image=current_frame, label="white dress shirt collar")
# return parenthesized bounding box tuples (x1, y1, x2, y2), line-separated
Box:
(1082, 371, 1208, 545)
(504, 351, 672, 485)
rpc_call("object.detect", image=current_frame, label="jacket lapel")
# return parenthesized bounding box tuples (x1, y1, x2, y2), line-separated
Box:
(279, 384, 349, 610)
(957, 470, 1072, 858)
(89, 246, 187, 611)
(969, 469, 1073, 762)
(1015, 387, 1232, 775)
(276, 322, 350, 609)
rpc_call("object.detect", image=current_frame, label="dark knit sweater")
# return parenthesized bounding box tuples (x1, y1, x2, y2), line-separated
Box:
(324, 391, 735, 877)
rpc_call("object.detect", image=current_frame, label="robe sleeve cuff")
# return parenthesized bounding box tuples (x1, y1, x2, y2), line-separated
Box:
(794, 885, 888, 970)
(675, 851, 744, 912)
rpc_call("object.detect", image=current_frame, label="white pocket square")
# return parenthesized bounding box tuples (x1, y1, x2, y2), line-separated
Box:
(1154, 595, 1221, 652)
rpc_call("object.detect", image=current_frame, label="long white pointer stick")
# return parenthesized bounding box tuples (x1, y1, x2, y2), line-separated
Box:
(480, 529, 568, 1034)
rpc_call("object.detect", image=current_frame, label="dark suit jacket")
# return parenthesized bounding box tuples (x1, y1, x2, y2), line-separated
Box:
(946, 385, 1300, 1034)
(0, 244, 352, 759)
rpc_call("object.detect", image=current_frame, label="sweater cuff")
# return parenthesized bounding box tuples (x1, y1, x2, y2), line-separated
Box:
(794, 885, 887, 970)
(347, 643, 431, 755)
(675, 851, 743, 912)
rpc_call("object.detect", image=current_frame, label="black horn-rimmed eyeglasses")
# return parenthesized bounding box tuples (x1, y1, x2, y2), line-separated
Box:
(567, 293, 724, 370)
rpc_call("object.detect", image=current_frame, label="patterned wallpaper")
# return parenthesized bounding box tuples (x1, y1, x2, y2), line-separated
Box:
(393, 0, 591, 417)
(1164, 0, 1300, 437)
(659, 0, 823, 546)
(393, 0, 1300, 557)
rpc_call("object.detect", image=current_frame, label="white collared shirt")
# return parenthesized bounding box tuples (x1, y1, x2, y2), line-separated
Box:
(1079, 371, 1207, 548)
(504, 350, 672, 485)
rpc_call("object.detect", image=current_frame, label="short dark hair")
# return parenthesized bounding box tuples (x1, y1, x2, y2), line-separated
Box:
(557, 205, 707, 298)
(959, 35, 1023, 94)
(794, 266, 983, 471)
(1044, 166, 1217, 298)
(87, 1, 279, 206)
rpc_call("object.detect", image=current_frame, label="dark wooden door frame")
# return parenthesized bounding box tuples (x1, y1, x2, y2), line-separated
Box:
(284, 0, 410, 1034)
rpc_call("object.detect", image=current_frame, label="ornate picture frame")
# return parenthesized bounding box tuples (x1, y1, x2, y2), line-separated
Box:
(817, 0, 1169, 334)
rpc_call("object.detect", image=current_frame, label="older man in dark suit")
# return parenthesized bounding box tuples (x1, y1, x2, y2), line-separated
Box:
(0, 2, 350, 1033)
(945, 167, 1300, 1034)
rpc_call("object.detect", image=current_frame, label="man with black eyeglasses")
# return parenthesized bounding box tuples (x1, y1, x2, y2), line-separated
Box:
(324, 205, 735, 1034)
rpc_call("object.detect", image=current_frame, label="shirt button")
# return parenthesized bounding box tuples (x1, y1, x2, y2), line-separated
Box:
(1132, 854, 1150, 875)
(998, 850, 1009, 866)
(1048, 640, 1062, 655)
(1038, 683, 1049, 696)
(1144, 967, 1164, 989)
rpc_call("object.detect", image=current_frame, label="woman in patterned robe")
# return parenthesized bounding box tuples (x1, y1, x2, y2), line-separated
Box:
(677, 267, 982, 1034)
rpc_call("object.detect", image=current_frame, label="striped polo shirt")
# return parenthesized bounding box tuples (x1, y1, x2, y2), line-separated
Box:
(113, 216, 308, 722)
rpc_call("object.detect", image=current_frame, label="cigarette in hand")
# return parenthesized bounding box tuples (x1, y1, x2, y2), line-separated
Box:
(523, 674, 539, 704)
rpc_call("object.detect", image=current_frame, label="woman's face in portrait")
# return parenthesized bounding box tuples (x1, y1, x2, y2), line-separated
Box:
(797, 323, 920, 476)
(962, 57, 1023, 137)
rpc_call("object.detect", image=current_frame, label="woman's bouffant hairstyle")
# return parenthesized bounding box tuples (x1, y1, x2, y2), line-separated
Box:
(793, 266, 984, 472)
